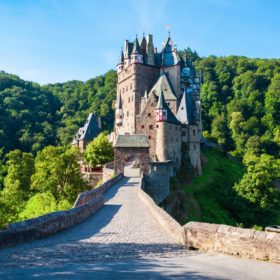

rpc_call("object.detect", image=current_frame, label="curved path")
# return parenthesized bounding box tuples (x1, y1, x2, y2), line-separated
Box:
(0, 176, 279, 279)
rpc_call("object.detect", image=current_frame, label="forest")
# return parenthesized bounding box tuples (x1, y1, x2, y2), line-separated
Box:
(0, 51, 279, 229)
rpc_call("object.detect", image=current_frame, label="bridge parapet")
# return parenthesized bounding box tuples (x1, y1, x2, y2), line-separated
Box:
(0, 174, 123, 249)
(184, 222, 280, 263)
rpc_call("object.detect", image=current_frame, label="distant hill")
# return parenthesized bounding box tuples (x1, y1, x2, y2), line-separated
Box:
(0, 70, 117, 154)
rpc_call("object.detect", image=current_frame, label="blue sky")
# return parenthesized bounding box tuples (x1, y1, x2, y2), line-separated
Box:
(0, 0, 279, 84)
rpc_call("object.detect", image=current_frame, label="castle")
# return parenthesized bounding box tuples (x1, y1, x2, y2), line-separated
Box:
(111, 33, 202, 175)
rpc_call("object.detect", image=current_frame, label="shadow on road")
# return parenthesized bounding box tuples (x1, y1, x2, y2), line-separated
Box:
(0, 242, 226, 280)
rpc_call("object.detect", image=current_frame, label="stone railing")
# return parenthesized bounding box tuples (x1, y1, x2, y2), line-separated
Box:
(74, 173, 123, 207)
(103, 161, 115, 182)
(183, 222, 280, 263)
(138, 176, 184, 243)
(0, 174, 123, 249)
(139, 175, 280, 263)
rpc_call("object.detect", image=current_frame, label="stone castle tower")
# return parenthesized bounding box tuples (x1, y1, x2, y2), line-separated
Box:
(112, 33, 202, 174)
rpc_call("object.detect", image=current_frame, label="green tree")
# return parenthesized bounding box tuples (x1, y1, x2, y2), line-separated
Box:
(234, 154, 280, 210)
(19, 192, 57, 220)
(0, 150, 34, 227)
(31, 146, 88, 203)
(83, 133, 114, 168)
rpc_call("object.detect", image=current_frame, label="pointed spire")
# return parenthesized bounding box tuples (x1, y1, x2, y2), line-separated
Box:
(157, 89, 165, 109)
(118, 49, 124, 64)
(132, 35, 141, 54)
(140, 33, 147, 53)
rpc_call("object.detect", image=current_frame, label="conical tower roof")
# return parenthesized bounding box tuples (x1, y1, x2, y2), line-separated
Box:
(132, 36, 142, 54)
(118, 50, 124, 64)
(157, 89, 165, 109)
(156, 90, 180, 124)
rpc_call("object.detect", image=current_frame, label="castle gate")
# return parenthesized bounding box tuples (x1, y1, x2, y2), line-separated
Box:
(114, 135, 150, 176)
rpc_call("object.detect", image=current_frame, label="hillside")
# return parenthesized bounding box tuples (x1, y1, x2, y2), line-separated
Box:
(0, 52, 279, 228)
(163, 147, 280, 229)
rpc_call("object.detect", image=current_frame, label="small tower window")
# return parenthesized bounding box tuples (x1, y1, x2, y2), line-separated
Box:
(148, 135, 152, 139)
(193, 129, 196, 136)
(128, 97, 130, 103)
(130, 83, 132, 89)
(127, 111, 129, 117)
(126, 86, 128, 92)
(156, 125, 159, 128)
(148, 113, 151, 117)
(193, 144, 196, 150)
(141, 125, 145, 129)
(149, 125, 153, 130)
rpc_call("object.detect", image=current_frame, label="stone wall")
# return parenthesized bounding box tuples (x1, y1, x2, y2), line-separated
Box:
(139, 174, 280, 263)
(103, 161, 115, 182)
(183, 222, 280, 263)
(138, 176, 184, 243)
(114, 147, 150, 175)
(0, 196, 104, 249)
(116, 63, 159, 134)
(74, 174, 123, 207)
(136, 93, 158, 159)
(82, 172, 103, 188)
(145, 161, 173, 203)
(0, 174, 123, 249)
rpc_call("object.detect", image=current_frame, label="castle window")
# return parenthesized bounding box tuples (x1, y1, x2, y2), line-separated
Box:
(127, 111, 129, 117)
(123, 88, 124, 93)
(149, 125, 153, 130)
(193, 144, 196, 150)
(156, 125, 159, 128)
(130, 83, 132, 89)
(128, 97, 130, 103)
(193, 129, 196, 136)
(181, 107, 184, 110)
(126, 86, 128, 92)
(182, 131, 186, 136)
(132, 96, 133, 101)
(148, 135, 152, 139)
(141, 125, 145, 129)
(148, 113, 151, 117)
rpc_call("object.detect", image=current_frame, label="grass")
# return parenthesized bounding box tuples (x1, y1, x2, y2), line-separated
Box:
(171, 147, 244, 226)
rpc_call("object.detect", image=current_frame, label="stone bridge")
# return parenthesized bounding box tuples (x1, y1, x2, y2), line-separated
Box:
(0, 174, 279, 279)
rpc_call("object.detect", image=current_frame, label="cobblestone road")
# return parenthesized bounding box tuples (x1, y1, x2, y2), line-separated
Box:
(0, 176, 279, 279)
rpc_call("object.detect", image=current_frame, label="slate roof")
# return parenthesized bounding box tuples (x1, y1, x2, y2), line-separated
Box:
(72, 113, 101, 144)
(114, 134, 150, 148)
(149, 72, 177, 101)
(132, 37, 142, 54)
(176, 92, 196, 125)
(161, 36, 180, 67)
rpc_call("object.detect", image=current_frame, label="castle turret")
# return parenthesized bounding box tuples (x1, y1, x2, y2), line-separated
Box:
(155, 91, 168, 161)
(131, 36, 143, 64)
(115, 95, 123, 126)
(117, 50, 124, 73)
(156, 90, 168, 122)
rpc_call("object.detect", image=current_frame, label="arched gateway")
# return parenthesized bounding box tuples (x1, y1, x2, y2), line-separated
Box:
(114, 135, 150, 176)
